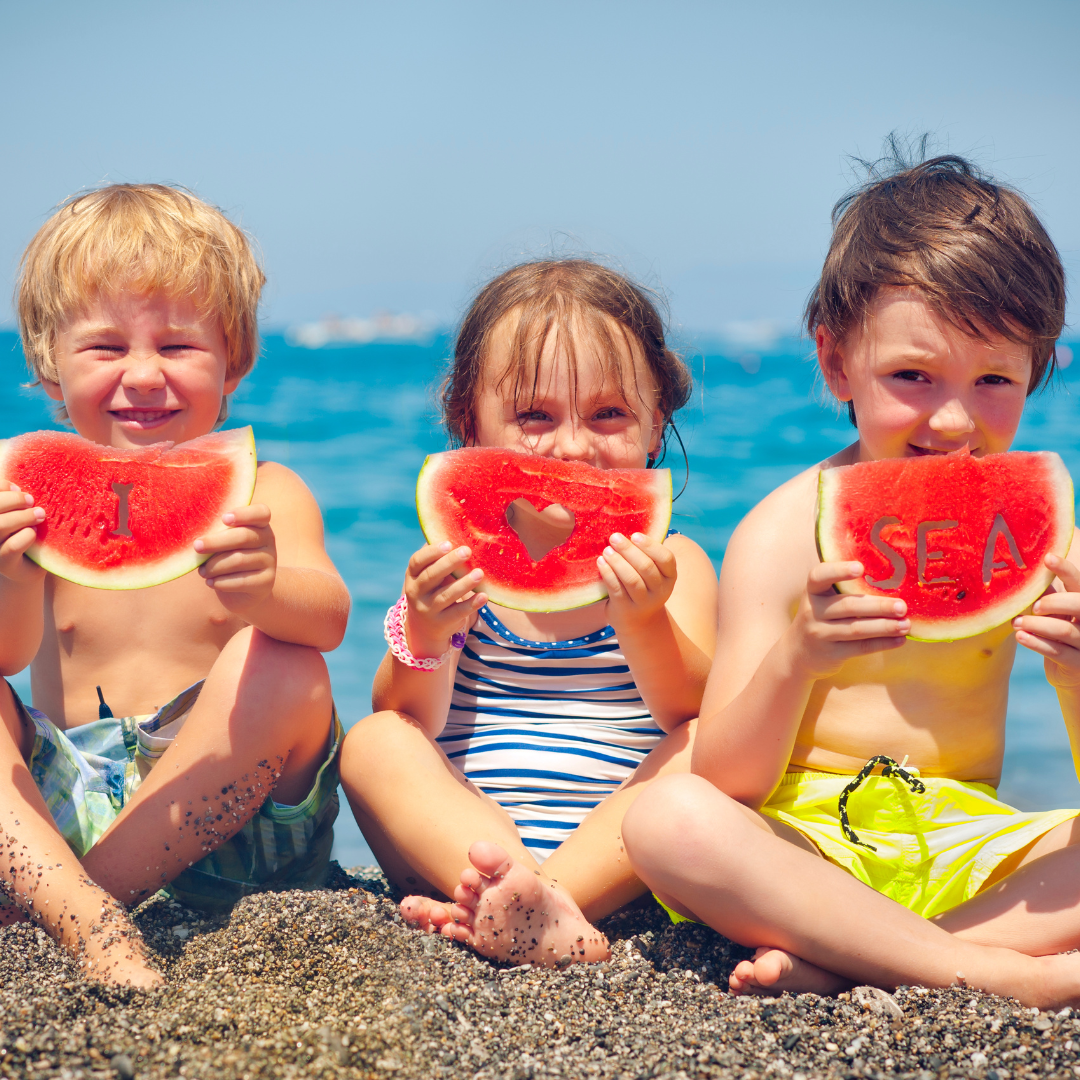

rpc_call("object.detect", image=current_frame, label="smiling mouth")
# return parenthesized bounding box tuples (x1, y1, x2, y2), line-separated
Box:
(110, 409, 179, 426)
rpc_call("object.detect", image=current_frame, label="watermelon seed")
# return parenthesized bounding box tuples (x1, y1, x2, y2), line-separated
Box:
(957, 591, 966, 600)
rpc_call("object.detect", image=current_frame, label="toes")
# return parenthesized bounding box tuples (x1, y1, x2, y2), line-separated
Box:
(427, 904, 453, 928)
(459, 868, 483, 896)
(468, 840, 514, 880)
(399, 896, 432, 927)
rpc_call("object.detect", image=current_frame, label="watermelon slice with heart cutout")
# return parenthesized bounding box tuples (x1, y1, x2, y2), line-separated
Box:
(416, 447, 673, 611)
(0, 427, 257, 590)
(817, 450, 1075, 642)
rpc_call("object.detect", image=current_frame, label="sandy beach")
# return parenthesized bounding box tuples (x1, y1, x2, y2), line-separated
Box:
(0, 866, 1074, 1079)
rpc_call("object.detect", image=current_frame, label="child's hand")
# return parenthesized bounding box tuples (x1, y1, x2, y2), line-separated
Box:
(787, 562, 910, 679)
(0, 482, 46, 585)
(598, 532, 677, 632)
(194, 504, 276, 608)
(1013, 554, 1080, 689)
(403, 541, 487, 659)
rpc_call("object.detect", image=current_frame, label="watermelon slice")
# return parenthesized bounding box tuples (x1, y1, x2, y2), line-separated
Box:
(415, 447, 672, 611)
(0, 427, 257, 590)
(817, 451, 1075, 641)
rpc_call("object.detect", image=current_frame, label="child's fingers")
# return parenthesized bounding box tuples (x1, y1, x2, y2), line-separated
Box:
(607, 533, 674, 586)
(807, 562, 865, 596)
(429, 569, 484, 612)
(0, 504, 46, 541)
(1013, 614, 1080, 649)
(220, 503, 271, 528)
(194, 526, 268, 554)
(411, 547, 472, 593)
(814, 593, 907, 622)
(599, 545, 649, 599)
(204, 568, 271, 592)
(0, 487, 35, 513)
(597, 554, 625, 597)
(199, 550, 274, 579)
(407, 541, 456, 578)
(1030, 592, 1080, 619)
(1046, 553, 1080, 594)
(816, 616, 911, 641)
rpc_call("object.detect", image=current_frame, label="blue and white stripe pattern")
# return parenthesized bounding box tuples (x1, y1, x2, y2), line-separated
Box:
(438, 606, 663, 862)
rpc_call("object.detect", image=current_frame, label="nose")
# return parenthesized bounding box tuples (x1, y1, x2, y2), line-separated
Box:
(120, 351, 167, 395)
(550, 419, 594, 462)
(928, 396, 976, 438)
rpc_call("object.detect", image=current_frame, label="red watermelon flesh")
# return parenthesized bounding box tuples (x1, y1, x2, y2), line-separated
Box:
(416, 447, 673, 611)
(0, 427, 257, 590)
(817, 451, 1074, 641)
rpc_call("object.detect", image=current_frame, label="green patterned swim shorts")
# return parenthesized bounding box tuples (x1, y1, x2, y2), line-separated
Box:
(11, 680, 342, 912)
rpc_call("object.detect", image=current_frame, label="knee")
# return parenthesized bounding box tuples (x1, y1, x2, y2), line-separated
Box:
(623, 774, 744, 878)
(221, 627, 331, 710)
(340, 711, 423, 784)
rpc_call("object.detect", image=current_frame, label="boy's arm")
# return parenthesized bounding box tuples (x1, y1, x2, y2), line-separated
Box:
(691, 473, 909, 807)
(599, 533, 718, 731)
(194, 461, 350, 652)
(1011, 534, 1080, 775)
(0, 484, 47, 675)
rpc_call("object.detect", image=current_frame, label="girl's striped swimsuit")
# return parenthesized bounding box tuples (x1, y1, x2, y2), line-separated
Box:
(437, 605, 663, 862)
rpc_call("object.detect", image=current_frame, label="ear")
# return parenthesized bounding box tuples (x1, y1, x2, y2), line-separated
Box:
(41, 379, 65, 402)
(816, 325, 852, 402)
(223, 373, 242, 396)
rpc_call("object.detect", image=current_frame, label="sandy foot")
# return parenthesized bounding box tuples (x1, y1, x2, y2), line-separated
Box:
(409, 841, 610, 967)
(400, 894, 454, 934)
(729, 946, 851, 998)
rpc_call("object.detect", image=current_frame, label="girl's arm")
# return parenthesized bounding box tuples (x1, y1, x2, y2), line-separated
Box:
(690, 475, 909, 807)
(599, 532, 718, 731)
(371, 540, 487, 736)
(193, 462, 351, 652)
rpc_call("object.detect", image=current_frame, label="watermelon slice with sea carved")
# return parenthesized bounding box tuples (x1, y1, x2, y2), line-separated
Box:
(816, 450, 1074, 642)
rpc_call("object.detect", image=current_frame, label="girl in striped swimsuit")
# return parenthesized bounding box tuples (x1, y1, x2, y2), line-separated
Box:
(340, 259, 719, 966)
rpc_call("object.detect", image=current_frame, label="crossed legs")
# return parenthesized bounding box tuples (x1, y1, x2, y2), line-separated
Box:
(622, 774, 1080, 1008)
(340, 710, 696, 963)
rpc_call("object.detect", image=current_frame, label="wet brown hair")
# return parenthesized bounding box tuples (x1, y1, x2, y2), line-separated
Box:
(806, 142, 1066, 425)
(441, 259, 692, 465)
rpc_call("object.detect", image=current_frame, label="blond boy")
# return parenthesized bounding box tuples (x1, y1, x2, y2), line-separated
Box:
(622, 155, 1080, 1008)
(0, 185, 350, 985)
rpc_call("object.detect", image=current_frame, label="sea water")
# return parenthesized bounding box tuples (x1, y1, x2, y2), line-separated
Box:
(2, 331, 1079, 868)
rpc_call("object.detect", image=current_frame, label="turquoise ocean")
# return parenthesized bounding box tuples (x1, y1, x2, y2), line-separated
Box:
(2, 330, 1079, 868)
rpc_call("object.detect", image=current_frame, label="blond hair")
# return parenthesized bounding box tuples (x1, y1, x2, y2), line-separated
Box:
(17, 184, 265, 385)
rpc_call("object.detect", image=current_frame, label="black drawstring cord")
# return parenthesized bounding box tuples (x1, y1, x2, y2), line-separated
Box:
(95, 685, 114, 720)
(838, 755, 926, 851)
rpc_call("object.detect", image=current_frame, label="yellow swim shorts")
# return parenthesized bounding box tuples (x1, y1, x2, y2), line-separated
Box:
(760, 765, 1080, 919)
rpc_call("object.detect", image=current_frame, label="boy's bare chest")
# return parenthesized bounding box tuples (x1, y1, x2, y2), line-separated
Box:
(35, 571, 246, 726)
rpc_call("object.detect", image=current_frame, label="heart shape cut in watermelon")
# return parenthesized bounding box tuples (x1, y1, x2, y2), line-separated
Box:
(505, 499, 576, 562)
(817, 450, 1074, 641)
(416, 447, 672, 611)
(0, 427, 257, 590)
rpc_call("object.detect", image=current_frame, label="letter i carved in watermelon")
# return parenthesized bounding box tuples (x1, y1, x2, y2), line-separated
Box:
(817, 451, 1075, 642)
(0, 427, 257, 589)
(416, 447, 673, 611)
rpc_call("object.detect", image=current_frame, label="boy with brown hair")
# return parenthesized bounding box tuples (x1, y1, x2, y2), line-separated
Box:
(0, 184, 350, 986)
(622, 151, 1080, 1007)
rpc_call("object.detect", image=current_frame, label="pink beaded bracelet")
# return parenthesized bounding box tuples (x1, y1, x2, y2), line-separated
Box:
(383, 595, 468, 671)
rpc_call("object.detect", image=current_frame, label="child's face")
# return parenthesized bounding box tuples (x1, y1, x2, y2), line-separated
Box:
(819, 289, 1032, 461)
(45, 289, 239, 448)
(472, 313, 663, 470)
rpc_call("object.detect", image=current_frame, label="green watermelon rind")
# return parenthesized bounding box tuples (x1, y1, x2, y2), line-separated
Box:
(0, 427, 258, 591)
(816, 451, 1075, 643)
(416, 448, 673, 613)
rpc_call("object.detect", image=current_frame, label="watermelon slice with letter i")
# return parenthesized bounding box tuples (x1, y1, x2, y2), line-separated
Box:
(816, 450, 1075, 642)
(0, 427, 257, 590)
(415, 446, 673, 612)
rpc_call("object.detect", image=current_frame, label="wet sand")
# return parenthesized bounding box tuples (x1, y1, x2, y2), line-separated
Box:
(0, 865, 1075, 1079)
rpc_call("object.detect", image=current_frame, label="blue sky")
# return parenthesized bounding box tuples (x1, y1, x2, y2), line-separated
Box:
(2, 0, 1078, 336)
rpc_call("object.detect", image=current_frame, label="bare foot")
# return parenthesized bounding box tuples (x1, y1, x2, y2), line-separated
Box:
(729, 946, 851, 998)
(436, 841, 610, 967)
(400, 894, 454, 934)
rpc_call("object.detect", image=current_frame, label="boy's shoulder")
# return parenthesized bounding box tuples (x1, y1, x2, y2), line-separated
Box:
(252, 460, 323, 520)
